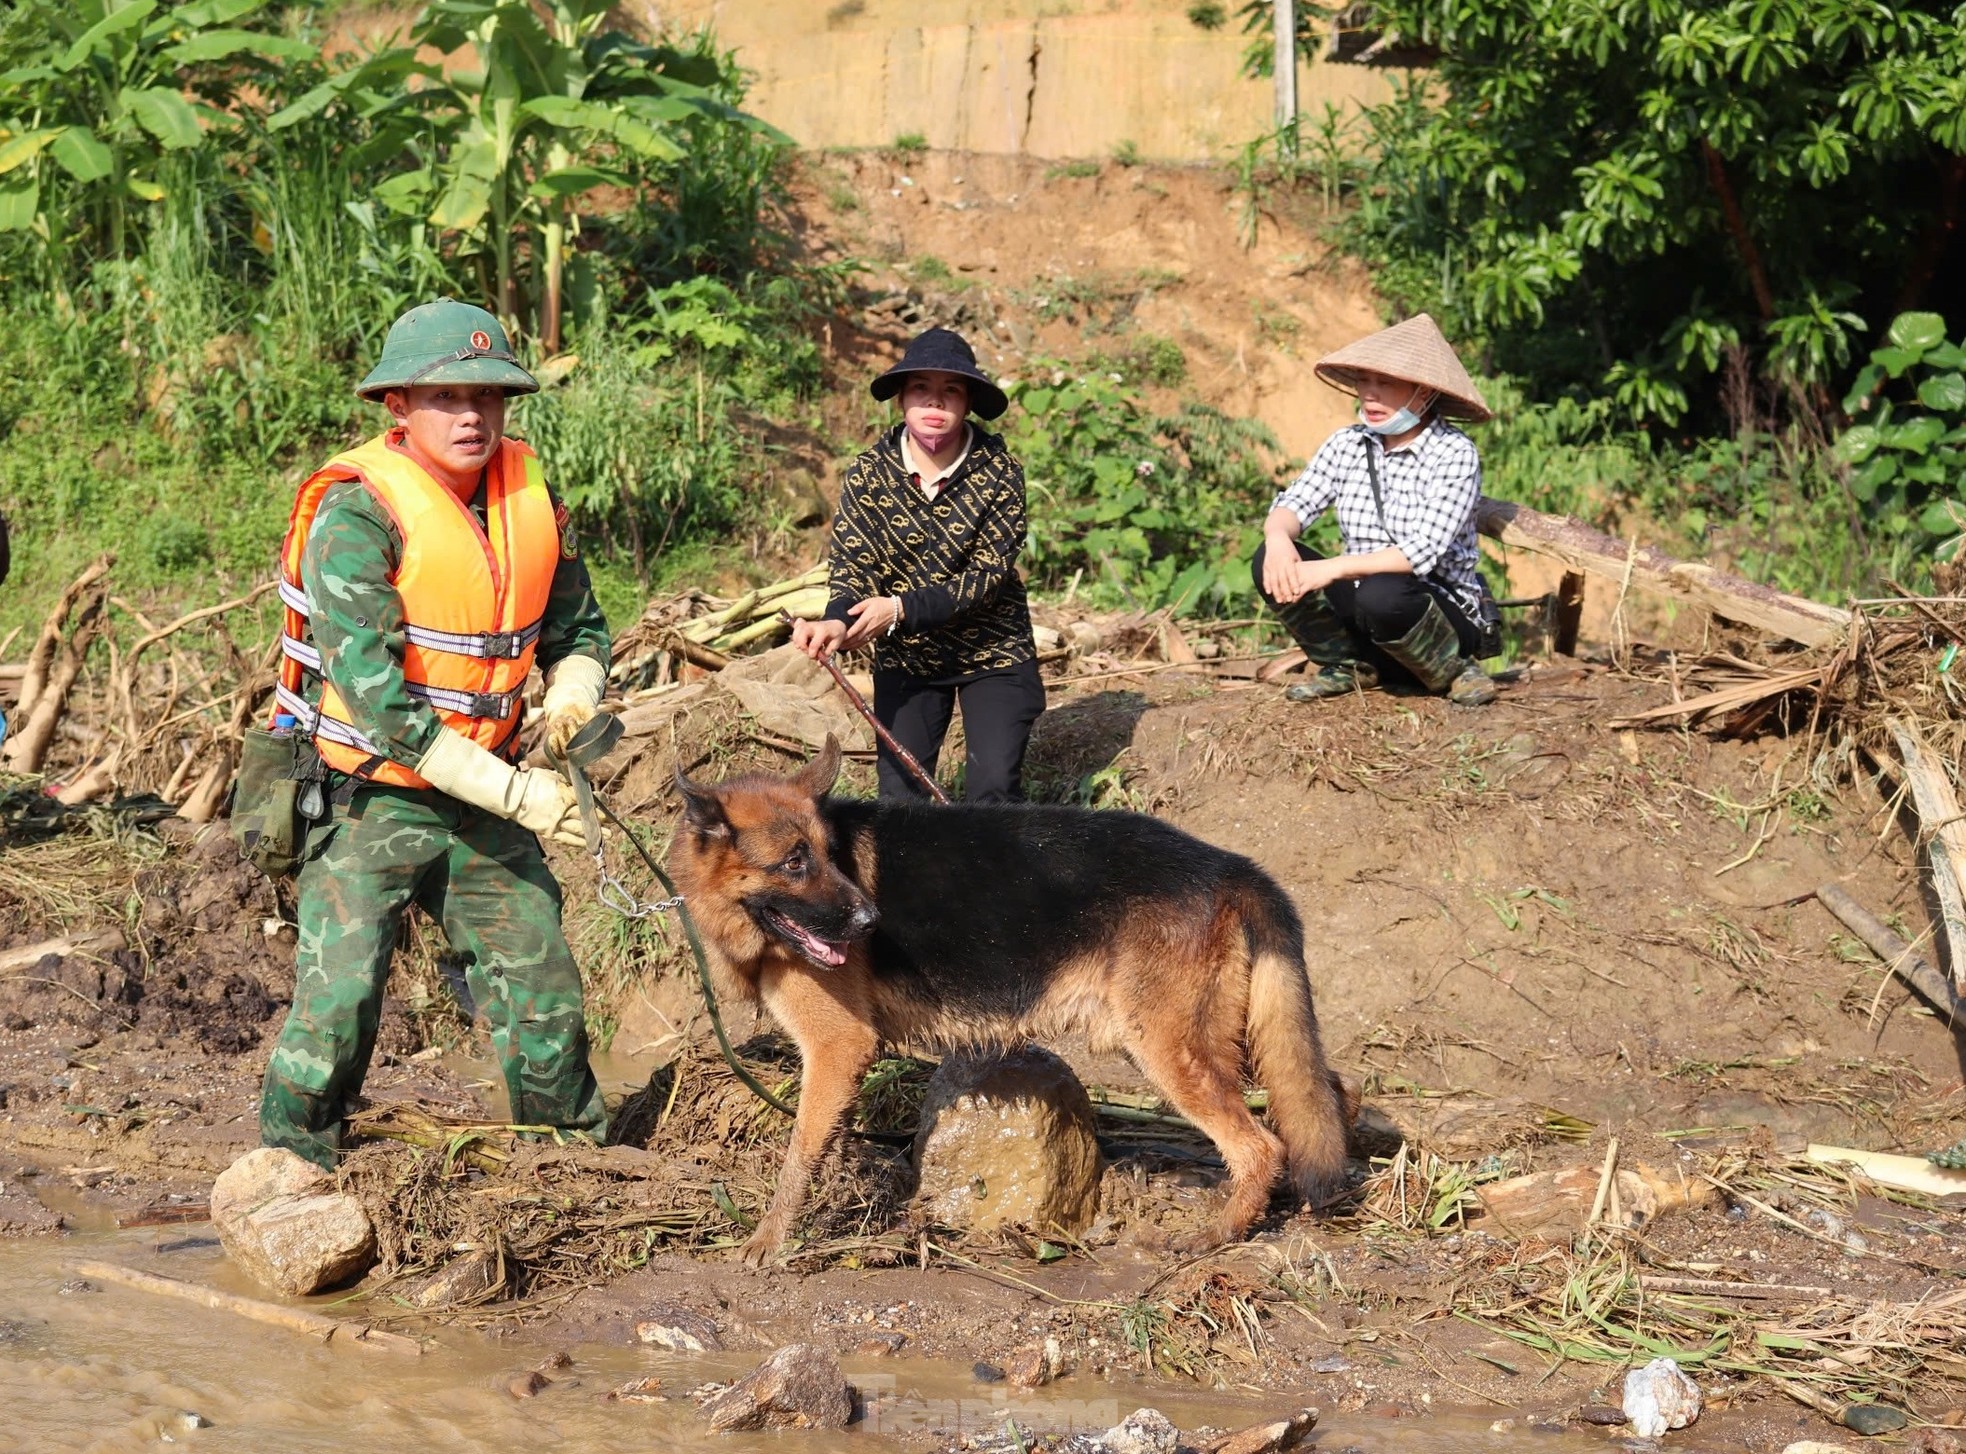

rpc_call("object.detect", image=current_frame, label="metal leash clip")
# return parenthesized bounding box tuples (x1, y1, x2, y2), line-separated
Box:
(552, 711, 685, 920)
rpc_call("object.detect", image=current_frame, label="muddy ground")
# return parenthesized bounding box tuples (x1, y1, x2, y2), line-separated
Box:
(3, 656, 1963, 1450)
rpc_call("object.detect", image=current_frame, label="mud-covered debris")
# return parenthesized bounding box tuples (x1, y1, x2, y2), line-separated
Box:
(210, 1147, 376, 1297)
(853, 1331, 907, 1356)
(1576, 1404, 1628, 1425)
(55, 1279, 96, 1296)
(609, 1376, 667, 1403)
(971, 1361, 1005, 1383)
(1623, 1358, 1701, 1438)
(507, 1370, 549, 1399)
(1909, 1430, 1965, 1454)
(913, 1047, 1101, 1235)
(699, 1342, 854, 1432)
(635, 1303, 723, 1353)
(1199, 1407, 1318, 1454)
(1478, 1162, 1719, 1239)
(402, 1249, 497, 1309)
(1780, 1443, 1855, 1454)
(1004, 1336, 1063, 1390)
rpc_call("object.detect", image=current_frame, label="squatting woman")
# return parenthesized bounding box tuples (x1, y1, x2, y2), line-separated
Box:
(1252, 313, 1501, 707)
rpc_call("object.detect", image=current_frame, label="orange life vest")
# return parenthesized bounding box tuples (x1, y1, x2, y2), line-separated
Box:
(275, 430, 557, 789)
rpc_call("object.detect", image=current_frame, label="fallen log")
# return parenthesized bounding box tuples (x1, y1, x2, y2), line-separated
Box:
(13, 552, 114, 721)
(69, 1260, 420, 1356)
(1814, 882, 1964, 1026)
(4, 560, 112, 774)
(1475, 499, 1848, 647)
(0, 928, 127, 976)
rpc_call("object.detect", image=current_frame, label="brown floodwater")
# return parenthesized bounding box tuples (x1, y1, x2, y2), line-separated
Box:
(0, 1213, 1628, 1454)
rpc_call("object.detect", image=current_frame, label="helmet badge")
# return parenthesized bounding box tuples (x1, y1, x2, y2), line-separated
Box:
(470, 330, 492, 351)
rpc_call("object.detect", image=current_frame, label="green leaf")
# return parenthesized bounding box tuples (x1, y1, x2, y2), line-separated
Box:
(1885, 416, 1946, 455)
(1887, 311, 1948, 354)
(56, 0, 159, 72)
(126, 175, 165, 202)
(428, 169, 494, 230)
(1833, 424, 1881, 466)
(528, 164, 626, 199)
(1874, 346, 1922, 378)
(1928, 344, 1966, 371)
(0, 179, 38, 231)
(1918, 373, 1966, 413)
(161, 29, 317, 64)
(170, 0, 268, 26)
(370, 170, 433, 215)
(1034, 1240, 1067, 1263)
(1849, 452, 1897, 502)
(122, 87, 205, 150)
(1840, 362, 1883, 415)
(0, 130, 60, 176)
(1023, 387, 1054, 414)
(50, 127, 114, 183)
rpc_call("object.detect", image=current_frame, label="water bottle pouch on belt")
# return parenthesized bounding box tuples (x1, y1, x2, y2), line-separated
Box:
(231, 726, 325, 878)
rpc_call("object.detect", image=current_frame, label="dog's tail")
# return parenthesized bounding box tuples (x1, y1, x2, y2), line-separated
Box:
(1239, 875, 1350, 1206)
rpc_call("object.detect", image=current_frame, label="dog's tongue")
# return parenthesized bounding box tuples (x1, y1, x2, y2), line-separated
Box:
(788, 921, 846, 967)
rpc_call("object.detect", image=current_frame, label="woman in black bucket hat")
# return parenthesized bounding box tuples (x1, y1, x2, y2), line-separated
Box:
(791, 328, 1043, 801)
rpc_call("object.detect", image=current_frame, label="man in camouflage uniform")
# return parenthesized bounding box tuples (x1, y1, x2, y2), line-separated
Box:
(260, 299, 610, 1167)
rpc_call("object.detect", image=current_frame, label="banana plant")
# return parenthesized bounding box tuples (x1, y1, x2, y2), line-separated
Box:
(389, 0, 776, 350)
(0, 0, 313, 263)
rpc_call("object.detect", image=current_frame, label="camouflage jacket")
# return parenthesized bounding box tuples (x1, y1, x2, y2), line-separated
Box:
(297, 464, 609, 770)
(824, 425, 1036, 682)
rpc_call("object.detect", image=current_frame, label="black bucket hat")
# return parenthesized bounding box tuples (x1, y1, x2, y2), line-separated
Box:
(868, 327, 1008, 420)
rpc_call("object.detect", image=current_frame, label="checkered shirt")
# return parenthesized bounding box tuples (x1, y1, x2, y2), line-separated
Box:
(1271, 420, 1485, 617)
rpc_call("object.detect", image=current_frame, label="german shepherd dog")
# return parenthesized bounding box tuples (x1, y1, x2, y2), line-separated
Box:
(669, 739, 1352, 1265)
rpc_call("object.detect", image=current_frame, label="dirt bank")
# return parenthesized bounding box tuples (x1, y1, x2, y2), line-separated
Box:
(4, 660, 1962, 1447)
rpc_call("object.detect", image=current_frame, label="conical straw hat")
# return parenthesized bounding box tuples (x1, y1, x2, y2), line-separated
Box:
(1313, 313, 1490, 422)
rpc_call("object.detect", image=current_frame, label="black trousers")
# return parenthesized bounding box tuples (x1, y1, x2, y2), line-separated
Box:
(873, 659, 1046, 803)
(1250, 540, 1484, 657)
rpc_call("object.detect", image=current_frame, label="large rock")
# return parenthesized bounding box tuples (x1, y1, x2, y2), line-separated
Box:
(210, 1148, 376, 1297)
(1201, 1409, 1319, 1454)
(700, 1343, 854, 1432)
(912, 1047, 1101, 1235)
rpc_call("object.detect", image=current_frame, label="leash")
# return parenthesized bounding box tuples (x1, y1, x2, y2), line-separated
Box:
(553, 714, 797, 1118)
(775, 609, 949, 803)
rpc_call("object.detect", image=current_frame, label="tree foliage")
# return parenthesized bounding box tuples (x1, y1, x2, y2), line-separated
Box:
(1325, 0, 1966, 430)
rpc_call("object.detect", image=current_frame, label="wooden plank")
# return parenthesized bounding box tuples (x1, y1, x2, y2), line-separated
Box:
(1887, 719, 1966, 998)
(1475, 498, 1848, 647)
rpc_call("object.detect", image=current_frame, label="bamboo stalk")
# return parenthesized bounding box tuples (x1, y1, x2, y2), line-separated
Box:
(69, 1260, 421, 1356)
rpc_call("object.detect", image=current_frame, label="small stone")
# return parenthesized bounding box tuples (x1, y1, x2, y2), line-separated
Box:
(1622, 1357, 1701, 1438)
(1489, 1418, 1518, 1433)
(699, 1343, 854, 1432)
(972, 1361, 1005, 1383)
(1093, 1408, 1180, 1454)
(535, 1351, 573, 1373)
(1306, 1355, 1352, 1374)
(1840, 1404, 1909, 1436)
(1004, 1337, 1063, 1390)
(1577, 1405, 1629, 1425)
(1910, 1431, 1965, 1454)
(1201, 1407, 1318, 1454)
(1781, 1443, 1855, 1454)
(609, 1375, 667, 1403)
(853, 1331, 907, 1356)
(56, 1279, 97, 1296)
(507, 1370, 550, 1399)
(634, 1304, 723, 1353)
(172, 1412, 211, 1431)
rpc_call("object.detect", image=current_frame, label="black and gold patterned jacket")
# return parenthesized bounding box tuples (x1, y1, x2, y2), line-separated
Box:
(823, 424, 1036, 682)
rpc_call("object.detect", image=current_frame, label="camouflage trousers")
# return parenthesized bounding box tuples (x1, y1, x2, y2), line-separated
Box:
(259, 784, 606, 1168)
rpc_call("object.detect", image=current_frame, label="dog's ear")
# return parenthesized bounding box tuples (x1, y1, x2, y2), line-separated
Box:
(674, 769, 730, 837)
(796, 734, 842, 799)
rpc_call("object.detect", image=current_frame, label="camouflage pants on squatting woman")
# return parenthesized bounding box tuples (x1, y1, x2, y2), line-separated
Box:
(258, 785, 607, 1167)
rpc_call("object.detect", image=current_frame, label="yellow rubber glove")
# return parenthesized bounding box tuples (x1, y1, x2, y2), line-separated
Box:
(542, 655, 607, 761)
(415, 729, 586, 848)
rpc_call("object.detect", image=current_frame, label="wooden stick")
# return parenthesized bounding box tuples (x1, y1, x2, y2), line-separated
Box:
(1887, 719, 1966, 997)
(780, 611, 951, 805)
(1814, 882, 1963, 1025)
(1475, 498, 1847, 647)
(0, 929, 126, 976)
(1635, 1274, 1833, 1300)
(1586, 1135, 1620, 1231)
(1804, 1143, 1966, 1198)
(68, 1260, 421, 1356)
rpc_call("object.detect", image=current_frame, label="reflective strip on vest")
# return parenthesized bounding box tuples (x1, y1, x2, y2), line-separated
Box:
(280, 583, 543, 661)
(275, 683, 382, 759)
(279, 635, 517, 720)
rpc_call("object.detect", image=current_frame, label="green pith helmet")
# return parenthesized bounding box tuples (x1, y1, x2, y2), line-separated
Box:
(355, 298, 539, 401)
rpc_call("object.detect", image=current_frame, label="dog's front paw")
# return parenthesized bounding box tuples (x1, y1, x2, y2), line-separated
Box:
(739, 1220, 788, 1268)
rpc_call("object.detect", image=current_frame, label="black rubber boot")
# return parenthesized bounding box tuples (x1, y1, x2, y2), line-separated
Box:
(1375, 597, 1497, 706)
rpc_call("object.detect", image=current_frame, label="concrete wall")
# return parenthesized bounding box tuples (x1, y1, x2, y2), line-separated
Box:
(645, 0, 1402, 160)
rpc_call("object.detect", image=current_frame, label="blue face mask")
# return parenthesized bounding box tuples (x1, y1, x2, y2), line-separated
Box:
(1360, 389, 1436, 437)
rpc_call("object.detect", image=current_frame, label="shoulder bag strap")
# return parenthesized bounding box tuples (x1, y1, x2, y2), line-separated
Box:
(1359, 429, 1393, 537)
